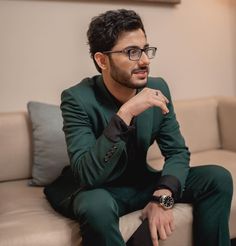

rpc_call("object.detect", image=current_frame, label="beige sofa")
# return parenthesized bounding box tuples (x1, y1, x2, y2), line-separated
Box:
(0, 96, 235, 246)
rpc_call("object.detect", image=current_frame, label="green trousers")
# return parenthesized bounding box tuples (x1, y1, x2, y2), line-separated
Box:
(70, 165, 233, 246)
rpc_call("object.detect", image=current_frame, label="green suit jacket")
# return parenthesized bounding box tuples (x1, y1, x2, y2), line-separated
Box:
(57, 76, 190, 200)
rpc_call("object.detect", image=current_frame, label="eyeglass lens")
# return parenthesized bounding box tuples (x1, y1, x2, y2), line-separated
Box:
(128, 48, 156, 60)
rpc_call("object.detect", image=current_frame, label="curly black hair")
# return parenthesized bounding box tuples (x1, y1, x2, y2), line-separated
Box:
(87, 9, 146, 73)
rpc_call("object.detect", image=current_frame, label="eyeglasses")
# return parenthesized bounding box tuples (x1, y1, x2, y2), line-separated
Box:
(103, 47, 157, 61)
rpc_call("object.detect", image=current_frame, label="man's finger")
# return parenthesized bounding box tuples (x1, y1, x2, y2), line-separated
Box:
(165, 224, 172, 236)
(140, 213, 146, 221)
(158, 225, 167, 240)
(152, 96, 169, 114)
(162, 95, 169, 104)
(157, 101, 169, 114)
(170, 219, 175, 231)
(155, 90, 169, 104)
(149, 222, 159, 246)
(140, 207, 148, 221)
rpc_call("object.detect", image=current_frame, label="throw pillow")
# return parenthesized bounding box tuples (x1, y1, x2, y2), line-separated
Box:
(27, 101, 69, 186)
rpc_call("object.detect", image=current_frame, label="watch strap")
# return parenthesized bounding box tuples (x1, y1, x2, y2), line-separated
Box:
(150, 195, 161, 203)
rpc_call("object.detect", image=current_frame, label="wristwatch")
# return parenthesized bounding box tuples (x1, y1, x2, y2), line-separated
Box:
(151, 195, 174, 209)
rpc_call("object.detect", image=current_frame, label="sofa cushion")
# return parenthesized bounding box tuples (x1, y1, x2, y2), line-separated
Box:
(1, 147, 236, 246)
(0, 147, 236, 246)
(0, 180, 193, 246)
(0, 180, 81, 246)
(27, 101, 69, 186)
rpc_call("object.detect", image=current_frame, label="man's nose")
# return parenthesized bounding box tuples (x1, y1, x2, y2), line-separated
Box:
(138, 51, 150, 66)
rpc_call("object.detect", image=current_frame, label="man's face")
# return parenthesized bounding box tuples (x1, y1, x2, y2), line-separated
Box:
(107, 29, 151, 89)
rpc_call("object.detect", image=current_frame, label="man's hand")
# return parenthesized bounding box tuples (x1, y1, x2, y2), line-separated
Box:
(141, 203, 175, 246)
(117, 88, 169, 125)
(141, 189, 175, 246)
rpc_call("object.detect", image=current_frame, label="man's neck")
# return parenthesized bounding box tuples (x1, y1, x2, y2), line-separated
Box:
(102, 75, 136, 104)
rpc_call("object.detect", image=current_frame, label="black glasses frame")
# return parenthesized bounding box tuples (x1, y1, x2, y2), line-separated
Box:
(102, 47, 157, 61)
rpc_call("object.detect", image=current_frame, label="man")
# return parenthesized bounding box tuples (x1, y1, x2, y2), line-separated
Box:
(44, 9, 233, 246)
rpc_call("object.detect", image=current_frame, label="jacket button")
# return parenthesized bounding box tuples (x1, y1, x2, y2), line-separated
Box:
(105, 151, 112, 158)
(110, 150, 114, 155)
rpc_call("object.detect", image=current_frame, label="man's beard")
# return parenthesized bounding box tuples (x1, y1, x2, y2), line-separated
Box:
(109, 58, 149, 89)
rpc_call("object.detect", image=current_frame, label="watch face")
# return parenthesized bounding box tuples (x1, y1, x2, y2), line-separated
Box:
(160, 195, 174, 209)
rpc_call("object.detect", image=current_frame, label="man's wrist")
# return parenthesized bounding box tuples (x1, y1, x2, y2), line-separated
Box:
(117, 106, 133, 126)
(153, 188, 172, 197)
(155, 175, 181, 201)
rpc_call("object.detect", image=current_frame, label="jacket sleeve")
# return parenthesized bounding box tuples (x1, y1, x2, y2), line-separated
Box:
(155, 79, 190, 200)
(60, 89, 132, 188)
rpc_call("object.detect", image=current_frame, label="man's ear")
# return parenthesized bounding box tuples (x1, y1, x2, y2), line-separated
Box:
(94, 52, 108, 71)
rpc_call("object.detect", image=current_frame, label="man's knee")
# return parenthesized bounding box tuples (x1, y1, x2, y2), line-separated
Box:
(214, 165, 233, 193)
(204, 165, 233, 197)
(73, 189, 119, 228)
(187, 165, 233, 201)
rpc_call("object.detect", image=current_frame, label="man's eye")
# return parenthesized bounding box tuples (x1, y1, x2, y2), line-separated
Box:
(129, 49, 139, 55)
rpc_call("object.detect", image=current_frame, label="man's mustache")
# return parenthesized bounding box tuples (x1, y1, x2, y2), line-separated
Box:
(132, 67, 149, 74)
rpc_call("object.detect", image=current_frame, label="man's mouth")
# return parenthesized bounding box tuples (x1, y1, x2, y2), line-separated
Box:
(132, 67, 149, 77)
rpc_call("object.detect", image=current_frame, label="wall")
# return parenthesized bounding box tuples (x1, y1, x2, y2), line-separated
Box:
(0, 0, 235, 112)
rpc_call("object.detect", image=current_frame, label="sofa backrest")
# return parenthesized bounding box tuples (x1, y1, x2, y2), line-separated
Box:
(0, 97, 222, 182)
(147, 97, 221, 168)
(218, 97, 236, 152)
(175, 97, 221, 152)
(0, 112, 32, 182)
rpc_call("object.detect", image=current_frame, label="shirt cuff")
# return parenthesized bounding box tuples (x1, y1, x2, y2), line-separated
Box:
(155, 175, 181, 201)
(103, 114, 135, 142)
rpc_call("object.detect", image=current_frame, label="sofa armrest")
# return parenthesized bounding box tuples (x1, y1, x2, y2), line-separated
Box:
(218, 97, 236, 152)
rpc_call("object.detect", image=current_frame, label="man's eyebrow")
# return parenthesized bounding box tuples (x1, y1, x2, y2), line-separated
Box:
(124, 44, 150, 49)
